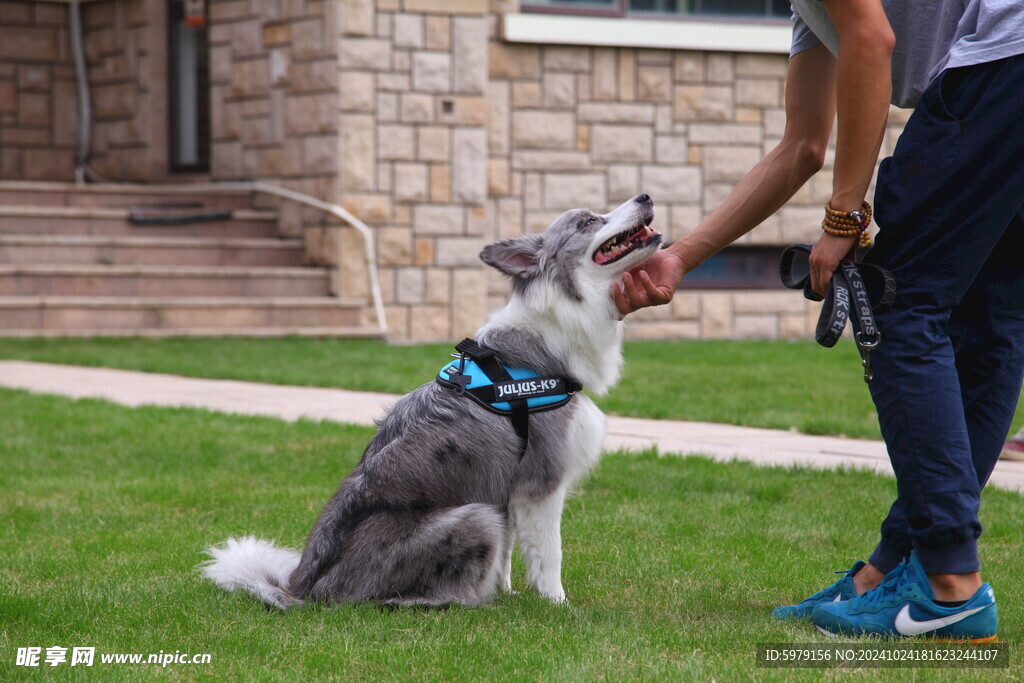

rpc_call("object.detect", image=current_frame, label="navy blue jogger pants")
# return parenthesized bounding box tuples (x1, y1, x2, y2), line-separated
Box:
(863, 53, 1024, 575)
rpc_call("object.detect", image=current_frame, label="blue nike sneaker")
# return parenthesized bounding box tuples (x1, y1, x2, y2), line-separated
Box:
(811, 552, 998, 642)
(771, 561, 865, 621)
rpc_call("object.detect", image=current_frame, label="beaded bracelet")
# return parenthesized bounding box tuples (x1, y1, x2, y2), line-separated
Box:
(822, 200, 873, 247)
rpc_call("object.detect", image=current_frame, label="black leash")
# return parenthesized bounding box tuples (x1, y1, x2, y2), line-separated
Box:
(780, 244, 896, 382)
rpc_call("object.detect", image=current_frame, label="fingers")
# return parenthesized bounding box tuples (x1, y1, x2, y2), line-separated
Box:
(809, 233, 856, 296)
(611, 279, 631, 317)
(614, 272, 641, 316)
(810, 266, 832, 298)
(612, 272, 642, 317)
(611, 270, 675, 317)
(637, 270, 673, 305)
(810, 252, 836, 296)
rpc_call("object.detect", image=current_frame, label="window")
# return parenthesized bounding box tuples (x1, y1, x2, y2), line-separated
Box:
(680, 246, 787, 290)
(524, 0, 790, 20)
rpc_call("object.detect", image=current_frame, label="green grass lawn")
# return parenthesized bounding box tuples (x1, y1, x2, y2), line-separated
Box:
(5, 336, 1020, 439)
(1, 388, 1022, 680)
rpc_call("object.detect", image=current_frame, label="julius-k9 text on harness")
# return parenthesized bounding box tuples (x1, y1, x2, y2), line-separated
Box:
(436, 338, 583, 458)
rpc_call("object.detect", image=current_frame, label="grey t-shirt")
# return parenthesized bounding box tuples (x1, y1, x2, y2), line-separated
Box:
(790, 0, 1024, 108)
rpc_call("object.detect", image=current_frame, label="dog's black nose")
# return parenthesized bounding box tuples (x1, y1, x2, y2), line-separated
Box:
(635, 193, 652, 204)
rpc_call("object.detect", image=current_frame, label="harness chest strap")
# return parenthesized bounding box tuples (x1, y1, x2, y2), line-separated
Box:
(435, 338, 583, 456)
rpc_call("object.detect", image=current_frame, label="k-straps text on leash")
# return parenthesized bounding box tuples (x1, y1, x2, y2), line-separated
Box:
(780, 244, 896, 382)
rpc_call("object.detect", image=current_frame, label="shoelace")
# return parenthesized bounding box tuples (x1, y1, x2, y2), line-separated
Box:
(853, 560, 911, 610)
(803, 566, 859, 603)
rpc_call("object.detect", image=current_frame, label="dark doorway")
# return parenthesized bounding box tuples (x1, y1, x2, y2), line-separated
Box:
(168, 0, 210, 172)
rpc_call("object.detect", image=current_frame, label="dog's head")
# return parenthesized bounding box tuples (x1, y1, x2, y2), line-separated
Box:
(480, 194, 663, 302)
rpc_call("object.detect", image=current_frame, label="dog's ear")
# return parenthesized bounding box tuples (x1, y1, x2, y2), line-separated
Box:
(480, 235, 544, 280)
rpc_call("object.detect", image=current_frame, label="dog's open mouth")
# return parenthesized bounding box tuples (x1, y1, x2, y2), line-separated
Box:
(593, 214, 659, 266)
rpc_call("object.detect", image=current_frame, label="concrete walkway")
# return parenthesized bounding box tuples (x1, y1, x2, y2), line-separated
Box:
(2, 360, 1023, 493)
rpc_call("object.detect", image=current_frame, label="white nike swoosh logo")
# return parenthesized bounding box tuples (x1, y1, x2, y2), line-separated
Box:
(893, 603, 987, 636)
(831, 594, 843, 602)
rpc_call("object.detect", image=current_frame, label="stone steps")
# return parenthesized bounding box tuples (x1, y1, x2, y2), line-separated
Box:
(0, 264, 331, 298)
(0, 234, 306, 267)
(0, 182, 380, 338)
(0, 206, 280, 239)
(0, 181, 258, 210)
(0, 296, 366, 335)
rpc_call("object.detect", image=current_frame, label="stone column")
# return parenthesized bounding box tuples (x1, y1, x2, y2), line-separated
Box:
(338, 0, 490, 341)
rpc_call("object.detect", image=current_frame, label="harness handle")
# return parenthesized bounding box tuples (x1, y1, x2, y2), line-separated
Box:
(455, 338, 492, 360)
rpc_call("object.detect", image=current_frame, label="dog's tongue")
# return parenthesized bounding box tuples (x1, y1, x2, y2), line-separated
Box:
(594, 225, 656, 265)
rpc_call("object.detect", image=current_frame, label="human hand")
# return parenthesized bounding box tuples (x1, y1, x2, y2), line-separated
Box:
(610, 249, 687, 317)
(809, 232, 858, 297)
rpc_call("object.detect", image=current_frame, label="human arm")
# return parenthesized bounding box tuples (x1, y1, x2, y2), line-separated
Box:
(613, 44, 838, 316)
(808, 0, 894, 296)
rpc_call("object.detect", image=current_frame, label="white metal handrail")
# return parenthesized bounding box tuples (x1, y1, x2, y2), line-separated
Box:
(187, 181, 387, 337)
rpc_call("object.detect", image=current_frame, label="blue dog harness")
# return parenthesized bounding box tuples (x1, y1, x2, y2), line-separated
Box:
(436, 338, 582, 456)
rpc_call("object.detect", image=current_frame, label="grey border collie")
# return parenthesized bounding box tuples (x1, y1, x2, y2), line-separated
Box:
(202, 194, 662, 607)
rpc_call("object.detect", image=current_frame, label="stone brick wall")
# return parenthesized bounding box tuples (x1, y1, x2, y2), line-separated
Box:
(82, 0, 168, 181)
(0, 0, 76, 179)
(208, 0, 340, 201)
(0, 0, 171, 182)
(334, 0, 493, 340)
(2, 0, 347, 186)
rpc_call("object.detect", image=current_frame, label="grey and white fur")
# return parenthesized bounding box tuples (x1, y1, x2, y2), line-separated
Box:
(202, 194, 662, 608)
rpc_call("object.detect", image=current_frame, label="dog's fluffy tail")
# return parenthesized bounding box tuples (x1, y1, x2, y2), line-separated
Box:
(200, 536, 302, 609)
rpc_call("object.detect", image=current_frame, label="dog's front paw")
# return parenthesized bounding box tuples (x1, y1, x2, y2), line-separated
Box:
(541, 587, 566, 604)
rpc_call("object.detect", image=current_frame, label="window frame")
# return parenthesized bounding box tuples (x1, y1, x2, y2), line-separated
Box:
(522, 0, 627, 19)
(677, 246, 790, 291)
(520, 0, 790, 21)
(501, 12, 792, 54)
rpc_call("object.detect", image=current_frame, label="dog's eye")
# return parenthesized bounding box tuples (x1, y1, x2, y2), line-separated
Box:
(584, 217, 597, 227)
